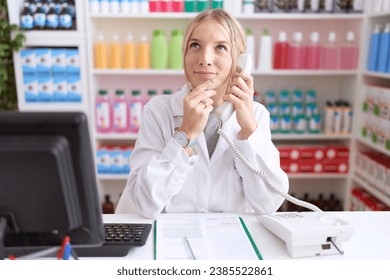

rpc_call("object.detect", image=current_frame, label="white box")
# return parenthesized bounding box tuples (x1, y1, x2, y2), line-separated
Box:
(36, 48, 52, 74)
(51, 48, 66, 74)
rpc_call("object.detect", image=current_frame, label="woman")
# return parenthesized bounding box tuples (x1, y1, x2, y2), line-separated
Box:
(119, 9, 289, 218)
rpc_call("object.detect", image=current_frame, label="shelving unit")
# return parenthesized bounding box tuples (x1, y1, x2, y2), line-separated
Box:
(348, 5, 390, 210)
(8, 0, 90, 114)
(9, 1, 376, 211)
(83, 8, 363, 207)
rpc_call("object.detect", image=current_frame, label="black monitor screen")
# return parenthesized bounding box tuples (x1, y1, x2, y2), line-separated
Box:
(0, 112, 104, 258)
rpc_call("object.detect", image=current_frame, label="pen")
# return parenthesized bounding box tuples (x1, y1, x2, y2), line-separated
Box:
(62, 243, 72, 260)
(184, 237, 196, 260)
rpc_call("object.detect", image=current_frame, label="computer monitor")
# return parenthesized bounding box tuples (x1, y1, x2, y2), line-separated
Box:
(0, 112, 104, 258)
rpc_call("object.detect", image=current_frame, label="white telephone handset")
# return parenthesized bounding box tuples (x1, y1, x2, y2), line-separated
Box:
(214, 53, 253, 122)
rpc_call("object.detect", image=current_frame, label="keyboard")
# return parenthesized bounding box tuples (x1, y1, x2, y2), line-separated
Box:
(75, 223, 152, 257)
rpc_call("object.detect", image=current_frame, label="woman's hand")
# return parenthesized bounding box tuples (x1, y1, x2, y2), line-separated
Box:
(179, 79, 216, 140)
(224, 72, 257, 139)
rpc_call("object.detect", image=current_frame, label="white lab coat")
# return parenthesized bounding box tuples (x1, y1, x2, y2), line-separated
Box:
(122, 84, 289, 218)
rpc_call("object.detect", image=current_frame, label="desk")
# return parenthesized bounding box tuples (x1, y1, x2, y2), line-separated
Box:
(101, 211, 390, 260)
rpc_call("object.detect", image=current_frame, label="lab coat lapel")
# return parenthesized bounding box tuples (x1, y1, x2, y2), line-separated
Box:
(210, 114, 239, 165)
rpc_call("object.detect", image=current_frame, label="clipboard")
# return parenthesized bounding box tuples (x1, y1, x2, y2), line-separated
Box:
(154, 214, 262, 260)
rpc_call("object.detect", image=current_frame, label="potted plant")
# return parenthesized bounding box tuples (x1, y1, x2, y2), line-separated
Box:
(0, 1, 25, 111)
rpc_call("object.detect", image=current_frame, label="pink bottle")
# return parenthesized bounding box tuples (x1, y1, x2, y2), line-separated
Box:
(289, 32, 305, 69)
(172, 0, 184, 12)
(112, 89, 129, 132)
(149, 0, 161, 12)
(129, 90, 144, 133)
(322, 31, 340, 70)
(305, 32, 322, 69)
(340, 31, 359, 70)
(160, 0, 172, 12)
(96, 90, 112, 133)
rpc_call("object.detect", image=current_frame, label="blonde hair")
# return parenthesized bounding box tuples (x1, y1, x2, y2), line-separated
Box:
(183, 9, 247, 88)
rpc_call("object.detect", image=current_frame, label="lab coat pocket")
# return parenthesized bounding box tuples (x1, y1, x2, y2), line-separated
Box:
(223, 168, 245, 211)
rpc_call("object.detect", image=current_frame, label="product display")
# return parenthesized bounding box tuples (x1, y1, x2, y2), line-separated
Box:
(9, 0, 390, 213)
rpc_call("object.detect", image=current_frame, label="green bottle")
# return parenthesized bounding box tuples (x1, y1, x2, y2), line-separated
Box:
(168, 30, 184, 69)
(151, 30, 168, 69)
(184, 0, 195, 12)
(211, 0, 223, 9)
(197, 0, 209, 11)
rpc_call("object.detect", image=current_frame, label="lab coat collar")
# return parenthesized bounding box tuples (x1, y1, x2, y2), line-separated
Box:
(170, 84, 240, 166)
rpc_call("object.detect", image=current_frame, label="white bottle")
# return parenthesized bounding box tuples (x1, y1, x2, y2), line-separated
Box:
(100, 0, 110, 13)
(110, 0, 120, 13)
(140, 0, 149, 13)
(224, 0, 241, 16)
(310, 0, 320, 12)
(245, 28, 255, 71)
(258, 28, 273, 72)
(90, 0, 100, 13)
(131, 0, 140, 14)
(243, 0, 255, 14)
(120, 0, 130, 13)
(383, 0, 390, 11)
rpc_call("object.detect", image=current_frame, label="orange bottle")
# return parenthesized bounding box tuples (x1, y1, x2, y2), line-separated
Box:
(123, 32, 136, 69)
(94, 32, 108, 69)
(109, 32, 122, 69)
(137, 34, 150, 69)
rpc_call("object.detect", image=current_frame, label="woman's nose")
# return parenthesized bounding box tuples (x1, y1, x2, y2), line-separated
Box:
(199, 49, 213, 66)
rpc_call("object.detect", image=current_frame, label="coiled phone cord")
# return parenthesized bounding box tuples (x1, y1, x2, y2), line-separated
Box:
(217, 127, 323, 213)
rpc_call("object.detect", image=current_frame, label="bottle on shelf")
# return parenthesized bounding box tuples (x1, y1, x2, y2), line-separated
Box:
(211, 0, 223, 10)
(120, 0, 131, 13)
(340, 31, 359, 70)
(305, 31, 321, 69)
(161, 0, 173, 12)
(145, 89, 157, 104)
(129, 90, 144, 133)
(243, 0, 255, 14)
(377, 24, 390, 73)
(196, 0, 209, 12)
(20, 2, 34, 30)
(130, 0, 141, 14)
(123, 32, 136, 69)
(33, 2, 46, 30)
(245, 28, 255, 71)
(322, 31, 339, 70)
(100, 0, 110, 13)
(367, 24, 381, 72)
(172, 0, 184, 12)
(151, 30, 168, 69)
(273, 31, 289, 69)
(168, 30, 184, 69)
(59, 3, 73, 30)
(113, 89, 129, 132)
(102, 194, 115, 214)
(258, 28, 273, 71)
(96, 90, 112, 133)
(137, 34, 150, 69)
(94, 32, 108, 69)
(109, 31, 122, 69)
(184, 0, 195, 12)
(110, 0, 120, 13)
(46, 3, 59, 30)
(149, 0, 161, 12)
(289, 31, 305, 69)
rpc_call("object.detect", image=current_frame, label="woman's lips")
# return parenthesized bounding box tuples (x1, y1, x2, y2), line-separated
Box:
(194, 71, 216, 79)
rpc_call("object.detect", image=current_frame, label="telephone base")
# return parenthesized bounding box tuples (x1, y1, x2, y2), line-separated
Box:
(258, 212, 355, 258)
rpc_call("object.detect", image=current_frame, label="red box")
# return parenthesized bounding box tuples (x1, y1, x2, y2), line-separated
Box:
(280, 159, 299, 173)
(325, 146, 349, 159)
(298, 159, 323, 173)
(323, 159, 349, 173)
(277, 146, 300, 160)
(299, 146, 325, 160)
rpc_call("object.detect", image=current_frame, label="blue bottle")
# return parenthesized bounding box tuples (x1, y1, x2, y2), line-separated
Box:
(367, 24, 381, 72)
(378, 23, 390, 73)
